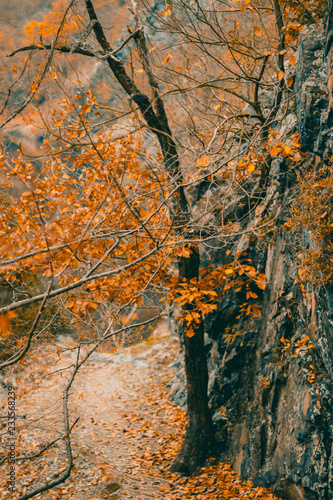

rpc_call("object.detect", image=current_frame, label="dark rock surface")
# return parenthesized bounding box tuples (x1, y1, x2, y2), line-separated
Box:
(199, 221, 333, 500)
(169, 22, 333, 499)
(208, 232, 333, 500)
(294, 24, 331, 159)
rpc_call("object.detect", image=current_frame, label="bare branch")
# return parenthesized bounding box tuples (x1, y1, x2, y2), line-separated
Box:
(0, 0, 77, 130)
(7, 42, 100, 59)
(15, 352, 80, 500)
(7, 27, 143, 60)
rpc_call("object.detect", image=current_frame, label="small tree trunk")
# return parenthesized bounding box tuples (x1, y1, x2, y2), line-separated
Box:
(170, 246, 214, 475)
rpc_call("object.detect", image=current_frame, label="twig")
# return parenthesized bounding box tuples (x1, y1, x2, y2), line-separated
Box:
(0, 0, 77, 129)
(15, 355, 80, 500)
(0, 279, 53, 369)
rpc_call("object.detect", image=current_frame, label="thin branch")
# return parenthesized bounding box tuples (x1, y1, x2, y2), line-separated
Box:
(130, 0, 170, 125)
(15, 353, 80, 500)
(0, 279, 53, 369)
(0, 0, 77, 129)
(7, 27, 142, 61)
(253, 55, 269, 118)
(1, 418, 79, 465)
(0, 244, 160, 316)
(7, 43, 98, 59)
(83, 0, 189, 219)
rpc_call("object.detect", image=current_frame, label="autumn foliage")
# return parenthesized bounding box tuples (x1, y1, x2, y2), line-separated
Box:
(0, 0, 329, 497)
(24, 0, 81, 43)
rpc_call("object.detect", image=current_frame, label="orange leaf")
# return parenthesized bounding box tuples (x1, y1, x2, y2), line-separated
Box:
(270, 144, 280, 156)
(287, 76, 294, 87)
(0, 311, 16, 338)
(278, 71, 285, 81)
(160, 4, 171, 16)
(196, 156, 209, 167)
(262, 378, 270, 387)
(289, 54, 296, 65)
(186, 327, 196, 338)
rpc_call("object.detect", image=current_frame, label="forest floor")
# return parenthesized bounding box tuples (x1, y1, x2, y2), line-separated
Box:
(0, 324, 281, 500)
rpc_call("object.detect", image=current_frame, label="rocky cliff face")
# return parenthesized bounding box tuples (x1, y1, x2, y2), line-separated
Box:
(211, 24, 333, 500)
(294, 24, 330, 159)
(206, 228, 333, 500)
(168, 22, 333, 500)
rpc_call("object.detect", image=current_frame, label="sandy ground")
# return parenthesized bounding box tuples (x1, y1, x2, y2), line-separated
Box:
(0, 324, 184, 499)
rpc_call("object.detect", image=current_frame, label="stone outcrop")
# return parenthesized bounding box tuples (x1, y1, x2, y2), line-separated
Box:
(206, 228, 333, 500)
(210, 23, 333, 499)
(169, 20, 333, 500)
(294, 23, 331, 160)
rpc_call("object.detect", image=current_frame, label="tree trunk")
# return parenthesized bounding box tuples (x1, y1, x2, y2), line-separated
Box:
(170, 320, 213, 475)
(170, 246, 214, 475)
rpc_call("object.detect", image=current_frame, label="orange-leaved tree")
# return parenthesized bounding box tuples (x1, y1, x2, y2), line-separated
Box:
(1, 0, 218, 482)
(0, 0, 325, 495)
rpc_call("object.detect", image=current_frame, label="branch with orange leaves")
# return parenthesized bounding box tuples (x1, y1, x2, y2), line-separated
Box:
(0, 0, 77, 130)
(0, 242, 161, 316)
(0, 279, 53, 369)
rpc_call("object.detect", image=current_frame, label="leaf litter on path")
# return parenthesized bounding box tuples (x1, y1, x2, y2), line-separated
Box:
(0, 326, 281, 499)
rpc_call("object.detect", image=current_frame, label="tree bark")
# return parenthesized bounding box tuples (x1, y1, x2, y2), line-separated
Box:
(170, 246, 214, 475)
(326, 0, 333, 127)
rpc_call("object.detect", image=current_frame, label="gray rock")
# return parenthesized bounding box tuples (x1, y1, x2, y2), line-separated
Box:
(167, 363, 187, 409)
(294, 24, 332, 158)
(167, 20, 333, 500)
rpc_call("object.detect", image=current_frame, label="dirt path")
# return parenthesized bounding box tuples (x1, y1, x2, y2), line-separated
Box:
(69, 329, 181, 499)
(0, 325, 184, 500)
(0, 326, 281, 500)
